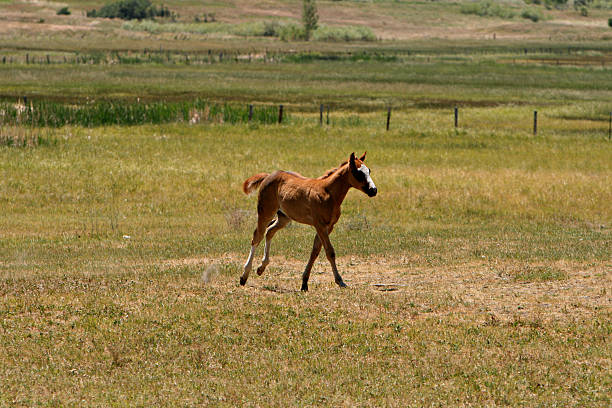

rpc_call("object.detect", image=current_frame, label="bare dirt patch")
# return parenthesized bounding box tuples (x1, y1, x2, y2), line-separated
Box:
(163, 253, 611, 324)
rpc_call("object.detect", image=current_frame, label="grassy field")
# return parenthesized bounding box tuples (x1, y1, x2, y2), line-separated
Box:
(1, 0, 611, 406)
(1, 117, 610, 406)
(2, 55, 611, 115)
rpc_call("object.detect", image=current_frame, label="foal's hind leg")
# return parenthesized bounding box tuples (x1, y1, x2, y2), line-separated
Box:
(240, 201, 278, 286)
(257, 211, 291, 276)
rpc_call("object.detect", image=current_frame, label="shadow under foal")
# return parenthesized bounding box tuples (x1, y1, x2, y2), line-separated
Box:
(240, 152, 377, 291)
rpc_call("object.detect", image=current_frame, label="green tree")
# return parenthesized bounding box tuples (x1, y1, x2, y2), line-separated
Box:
(302, 0, 319, 41)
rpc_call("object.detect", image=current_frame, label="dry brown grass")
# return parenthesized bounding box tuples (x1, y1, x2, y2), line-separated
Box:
(170, 253, 610, 324)
(2, 251, 609, 406)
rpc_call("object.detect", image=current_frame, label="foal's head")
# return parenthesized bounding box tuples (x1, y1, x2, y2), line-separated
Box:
(348, 152, 377, 197)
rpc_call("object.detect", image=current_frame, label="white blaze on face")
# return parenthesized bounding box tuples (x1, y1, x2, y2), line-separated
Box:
(358, 164, 376, 190)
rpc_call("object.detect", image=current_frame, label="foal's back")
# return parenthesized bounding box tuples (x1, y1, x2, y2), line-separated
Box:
(258, 170, 326, 226)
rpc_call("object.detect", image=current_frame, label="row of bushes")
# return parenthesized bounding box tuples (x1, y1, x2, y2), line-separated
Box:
(121, 20, 376, 42)
(0, 100, 281, 127)
(86, 0, 171, 20)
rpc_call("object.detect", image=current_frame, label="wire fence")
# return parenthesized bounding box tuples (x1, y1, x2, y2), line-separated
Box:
(1, 98, 610, 141)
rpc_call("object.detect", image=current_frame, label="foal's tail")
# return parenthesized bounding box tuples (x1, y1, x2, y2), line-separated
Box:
(242, 173, 269, 195)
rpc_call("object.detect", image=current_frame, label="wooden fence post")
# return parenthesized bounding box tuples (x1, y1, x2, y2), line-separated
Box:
(248, 104, 253, 122)
(319, 104, 323, 126)
(278, 105, 283, 124)
(386, 107, 391, 131)
(454, 107, 458, 128)
(533, 110, 538, 135)
(326, 105, 330, 125)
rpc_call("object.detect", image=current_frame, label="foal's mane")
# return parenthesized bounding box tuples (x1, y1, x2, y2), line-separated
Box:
(318, 160, 349, 180)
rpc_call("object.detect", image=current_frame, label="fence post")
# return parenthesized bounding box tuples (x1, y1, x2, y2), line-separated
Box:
(26, 54, 29, 64)
(454, 106, 458, 128)
(326, 105, 330, 125)
(248, 104, 253, 122)
(278, 105, 283, 124)
(533, 110, 538, 135)
(319, 104, 323, 126)
(386, 107, 391, 131)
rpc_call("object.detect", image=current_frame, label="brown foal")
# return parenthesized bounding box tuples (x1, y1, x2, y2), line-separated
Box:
(240, 152, 377, 291)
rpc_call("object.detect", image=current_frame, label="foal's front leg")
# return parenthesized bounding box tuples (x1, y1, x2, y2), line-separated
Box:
(314, 224, 347, 288)
(301, 234, 322, 292)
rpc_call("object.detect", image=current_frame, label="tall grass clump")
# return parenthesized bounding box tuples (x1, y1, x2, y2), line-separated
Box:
(0, 100, 281, 127)
(0, 126, 55, 147)
(460, 1, 517, 18)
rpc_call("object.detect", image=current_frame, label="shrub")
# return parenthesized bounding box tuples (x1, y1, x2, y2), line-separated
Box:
(87, 0, 171, 20)
(278, 23, 306, 41)
(521, 7, 543, 21)
(592, 0, 612, 9)
(263, 20, 281, 37)
(526, 0, 568, 9)
(57, 7, 71, 15)
(546, 0, 568, 9)
(460, 1, 517, 18)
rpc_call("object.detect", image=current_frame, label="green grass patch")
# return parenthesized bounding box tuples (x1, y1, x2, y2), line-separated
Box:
(121, 19, 376, 42)
(512, 266, 569, 282)
(0, 99, 281, 127)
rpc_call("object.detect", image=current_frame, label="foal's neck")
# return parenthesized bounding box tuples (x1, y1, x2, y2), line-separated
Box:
(324, 165, 352, 204)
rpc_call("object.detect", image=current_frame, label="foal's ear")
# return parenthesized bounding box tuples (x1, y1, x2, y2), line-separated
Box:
(349, 152, 357, 171)
(359, 151, 367, 161)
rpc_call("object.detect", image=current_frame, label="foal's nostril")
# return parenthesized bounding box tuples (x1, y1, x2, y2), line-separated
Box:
(367, 187, 377, 197)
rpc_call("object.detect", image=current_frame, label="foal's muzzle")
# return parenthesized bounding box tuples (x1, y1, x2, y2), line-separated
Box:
(366, 187, 377, 197)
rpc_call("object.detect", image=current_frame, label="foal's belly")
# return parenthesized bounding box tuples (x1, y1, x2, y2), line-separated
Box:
(279, 202, 314, 225)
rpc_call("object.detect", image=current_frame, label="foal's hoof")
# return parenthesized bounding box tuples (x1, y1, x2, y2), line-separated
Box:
(239, 276, 247, 286)
(301, 282, 308, 292)
(336, 280, 347, 288)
